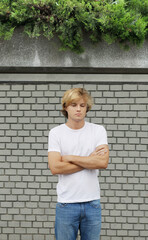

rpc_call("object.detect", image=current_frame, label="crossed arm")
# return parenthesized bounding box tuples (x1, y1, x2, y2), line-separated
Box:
(48, 144, 109, 175)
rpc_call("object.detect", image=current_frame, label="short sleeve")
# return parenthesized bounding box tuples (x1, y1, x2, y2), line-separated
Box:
(48, 130, 61, 153)
(95, 126, 108, 147)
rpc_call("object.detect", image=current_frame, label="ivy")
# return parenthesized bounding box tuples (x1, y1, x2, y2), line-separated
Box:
(0, 0, 147, 53)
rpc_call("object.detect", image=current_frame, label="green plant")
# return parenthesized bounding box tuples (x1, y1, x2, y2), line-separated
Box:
(0, 0, 147, 53)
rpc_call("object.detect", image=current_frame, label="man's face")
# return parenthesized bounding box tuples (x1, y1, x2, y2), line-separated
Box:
(66, 98, 87, 122)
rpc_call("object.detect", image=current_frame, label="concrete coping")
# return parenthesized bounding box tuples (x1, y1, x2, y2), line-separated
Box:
(0, 73, 148, 83)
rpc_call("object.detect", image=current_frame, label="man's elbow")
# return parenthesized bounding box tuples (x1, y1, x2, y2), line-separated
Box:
(103, 161, 108, 169)
(50, 169, 56, 175)
(101, 158, 109, 169)
(48, 152, 62, 175)
(48, 163, 58, 175)
(49, 166, 59, 175)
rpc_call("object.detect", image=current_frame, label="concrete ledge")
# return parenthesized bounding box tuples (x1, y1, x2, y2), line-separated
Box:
(0, 28, 148, 69)
(0, 74, 148, 83)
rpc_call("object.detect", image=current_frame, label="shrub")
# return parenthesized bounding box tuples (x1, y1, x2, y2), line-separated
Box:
(0, 0, 147, 53)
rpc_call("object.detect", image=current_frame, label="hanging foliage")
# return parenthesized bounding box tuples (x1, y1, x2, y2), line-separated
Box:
(0, 0, 147, 53)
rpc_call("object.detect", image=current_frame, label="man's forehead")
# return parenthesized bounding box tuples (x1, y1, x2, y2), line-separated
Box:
(71, 98, 86, 104)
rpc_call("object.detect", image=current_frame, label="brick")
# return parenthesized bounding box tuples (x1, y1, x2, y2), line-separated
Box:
(18, 104, 31, 110)
(130, 91, 147, 97)
(134, 118, 147, 125)
(24, 150, 36, 156)
(120, 111, 136, 117)
(138, 84, 148, 90)
(24, 98, 36, 104)
(131, 105, 146, 111)
(11, 98, 23, 104)
(136, 98, 148, 104)
(110, 85, 122, 91)
(30, 195, 40, 202)
(22, 176, 34, 182)
(0, 85, 10, 91)
(28, 183, 40, 188)
(119, 98, 134, 104)
(49, 84, 60, 90)
(103, 92, 114, 97)
(117, 230, 128, 236)
(20, 91, 31, 97)
(97, 85, 109, 91)
(7, 91, 19, 97)
(24, 85, 35, 91)
(11, 150, 23, 156)
(5, 169, 17, 175)
(115, 92, 129, 97)
(6, 158, 17, 165)
(102, 105, 113, 111)
(0, 137, 11, 142)
(0, 110, 10, 117)
(107, 230, 117, 236)
(12, 189, 23, 195)
(0, 149, 11, 155)
(8, 235, 20, 240)
(12, 111, 23, 117)
(123, 84, 138, 90)
(15, 182, 27, 188)
(30, 169, 42, 176)
(0, 92, 6, 97)
(11, 124, 22, 130)
(37, 98, 48, 104)
(21, 235, 33, 240)
(10, 176, 21, 182)
(18, 143, 30, 149)
(115, 118, 132, 124)
(114, 105, 130, 111)
(0, 105, 5, 111)
(3, 228, 14, 234)
(26, 215, 36, 221)
(6, 143, 18, 149)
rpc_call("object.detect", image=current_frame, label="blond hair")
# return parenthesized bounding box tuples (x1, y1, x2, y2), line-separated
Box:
(61, 88, 93, 118)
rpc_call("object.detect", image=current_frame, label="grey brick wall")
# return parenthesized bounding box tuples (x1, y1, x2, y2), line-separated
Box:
(0, 82, 148, 240)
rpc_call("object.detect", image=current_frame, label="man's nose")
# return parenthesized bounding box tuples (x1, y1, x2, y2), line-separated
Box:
(76, 105, 81, 111)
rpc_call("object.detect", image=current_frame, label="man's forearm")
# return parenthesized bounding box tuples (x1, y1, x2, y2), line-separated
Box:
(51, 160, 84, 175)
(62, 149, 109, 170)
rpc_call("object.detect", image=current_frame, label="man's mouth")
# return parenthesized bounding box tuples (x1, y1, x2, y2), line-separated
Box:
(75, 113, 81, 116)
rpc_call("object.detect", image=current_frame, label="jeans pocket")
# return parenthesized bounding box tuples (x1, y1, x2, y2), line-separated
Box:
(56, 202, 68, 208)
(89, 199, 101, 209)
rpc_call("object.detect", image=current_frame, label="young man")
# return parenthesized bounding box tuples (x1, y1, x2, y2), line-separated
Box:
(48, 88, 109, 240)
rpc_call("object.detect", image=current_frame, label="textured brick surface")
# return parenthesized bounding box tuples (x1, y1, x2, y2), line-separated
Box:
(0, 82, 148, 240)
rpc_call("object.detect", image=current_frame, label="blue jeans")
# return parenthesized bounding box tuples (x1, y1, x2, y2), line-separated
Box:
(55, 199, 101, 240)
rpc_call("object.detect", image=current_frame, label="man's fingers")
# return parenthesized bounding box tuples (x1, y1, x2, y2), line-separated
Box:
(96, 146, 104, 150)
(90, 145, 108, 156)
(96, 147, 106, 152)
(95, 148, 107, 155)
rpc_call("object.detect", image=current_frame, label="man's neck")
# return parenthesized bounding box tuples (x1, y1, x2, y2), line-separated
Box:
(66, 120, 85, 130)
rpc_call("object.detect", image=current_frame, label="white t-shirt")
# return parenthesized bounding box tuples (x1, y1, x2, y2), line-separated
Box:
(48, 121, 108, 203)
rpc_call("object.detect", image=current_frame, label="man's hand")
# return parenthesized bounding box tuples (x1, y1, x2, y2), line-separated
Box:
(90, 145, 108, 156)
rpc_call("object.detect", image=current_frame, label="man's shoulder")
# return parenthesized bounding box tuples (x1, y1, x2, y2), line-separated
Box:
(49, 124, 65, 134)
(86, 122, 105, 131)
